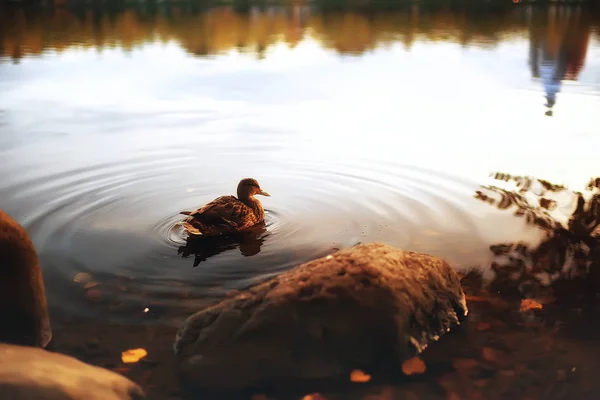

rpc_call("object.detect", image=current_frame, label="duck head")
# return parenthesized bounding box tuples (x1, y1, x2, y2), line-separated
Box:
(237, 178, 270, 200)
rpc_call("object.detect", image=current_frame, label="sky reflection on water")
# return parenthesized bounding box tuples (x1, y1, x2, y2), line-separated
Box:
(0, 3, 599, 316)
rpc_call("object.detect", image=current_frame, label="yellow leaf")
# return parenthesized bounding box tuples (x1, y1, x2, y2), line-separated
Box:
(520, 298, 543, 312)
(402, 357, 427, 375)
(73, 272, 92, 284)
(121, 348, 148, 363)
(350, 369, 371, 383)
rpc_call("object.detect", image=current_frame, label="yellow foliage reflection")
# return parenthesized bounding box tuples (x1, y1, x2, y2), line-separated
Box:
(0, 4, 596, 61)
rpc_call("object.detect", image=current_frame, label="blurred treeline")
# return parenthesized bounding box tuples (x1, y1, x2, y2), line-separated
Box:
(1, 0, 598, 60)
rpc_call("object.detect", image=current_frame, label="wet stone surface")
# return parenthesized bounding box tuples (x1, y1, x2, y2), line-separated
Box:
(174, 243, 468, 390)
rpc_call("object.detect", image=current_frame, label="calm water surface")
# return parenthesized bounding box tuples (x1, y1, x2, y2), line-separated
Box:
(1, 3, 600, 322)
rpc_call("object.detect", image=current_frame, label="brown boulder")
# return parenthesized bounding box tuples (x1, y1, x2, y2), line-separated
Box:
(174, 242, 468, 389)
(0, 343, 144, 399)
(0, 210, 51, 348)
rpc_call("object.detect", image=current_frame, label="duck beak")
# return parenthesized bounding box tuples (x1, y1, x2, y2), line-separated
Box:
(258, 190, 271, 197)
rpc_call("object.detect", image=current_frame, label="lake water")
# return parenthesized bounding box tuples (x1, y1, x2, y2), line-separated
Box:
(1, 2, 600, 398)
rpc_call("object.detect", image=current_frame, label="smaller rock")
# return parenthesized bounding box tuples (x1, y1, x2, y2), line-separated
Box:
(0, 343, 144, 399)
(73, 272, 93, 284)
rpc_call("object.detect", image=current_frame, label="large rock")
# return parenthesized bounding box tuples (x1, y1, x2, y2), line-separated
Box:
(0, 209, 51, 348)
(175, 242, 468, 389)
(0, 343, 144, 399)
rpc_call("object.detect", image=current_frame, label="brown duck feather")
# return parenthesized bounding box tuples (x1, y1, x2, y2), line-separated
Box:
(179, 178, 270, 237)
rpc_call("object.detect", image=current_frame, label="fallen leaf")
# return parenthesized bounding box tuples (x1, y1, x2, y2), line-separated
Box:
(402, 357, 427, 375)
(73, 272, 92, 284)
(350, 369, 371, 383)
(520, 299, 543, 312)
(121, 348, 148, 363)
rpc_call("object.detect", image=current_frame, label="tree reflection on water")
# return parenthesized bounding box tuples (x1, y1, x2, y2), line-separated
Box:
(528, 5, 591, 116)
(474, 172, 600, 301)
(1, 3, 595, 114)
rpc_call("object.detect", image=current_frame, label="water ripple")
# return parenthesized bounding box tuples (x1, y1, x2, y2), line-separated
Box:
(0, 141, 507, 322)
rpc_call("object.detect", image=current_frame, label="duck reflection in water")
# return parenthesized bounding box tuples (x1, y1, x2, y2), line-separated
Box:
(177, 222, 268, 267)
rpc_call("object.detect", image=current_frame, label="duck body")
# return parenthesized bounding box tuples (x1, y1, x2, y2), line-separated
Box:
(179, 178, 270, 237)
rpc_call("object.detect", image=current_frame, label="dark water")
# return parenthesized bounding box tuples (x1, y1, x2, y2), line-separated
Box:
(1, 2, 600, 398)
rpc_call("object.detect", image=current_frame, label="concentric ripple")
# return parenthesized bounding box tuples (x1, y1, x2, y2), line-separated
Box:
(0, 130, 540, 324)
(5, 27, 588, 322)
(0, 145, 468, 319)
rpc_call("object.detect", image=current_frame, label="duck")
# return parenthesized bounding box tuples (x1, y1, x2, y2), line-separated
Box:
(179, 178, 271, 237)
